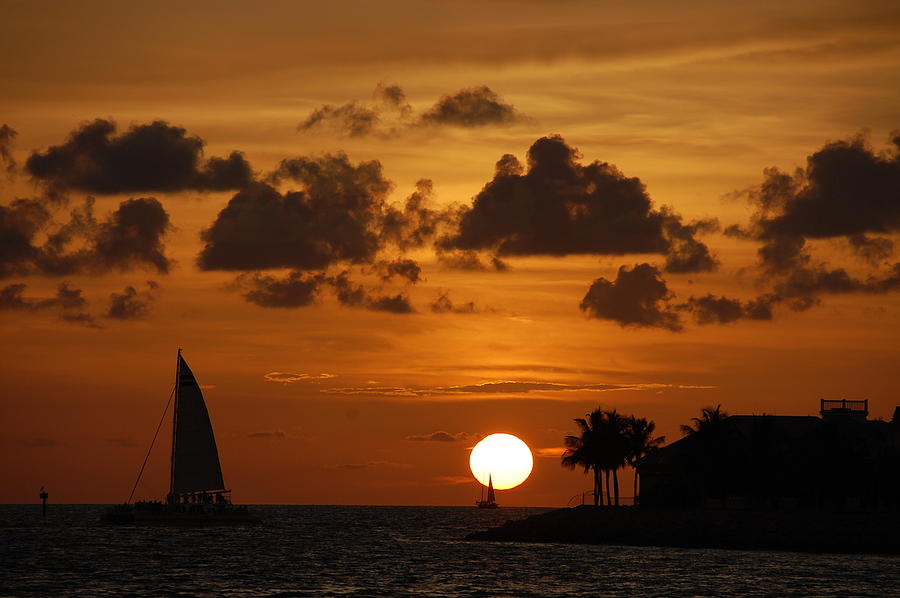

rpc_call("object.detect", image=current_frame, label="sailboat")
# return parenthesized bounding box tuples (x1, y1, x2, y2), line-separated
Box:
(475, 473, 498, 508)
(103, 350, 260, 525)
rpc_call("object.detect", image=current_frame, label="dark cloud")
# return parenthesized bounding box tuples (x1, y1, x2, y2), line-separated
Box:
(404, 431, 471, 442)
(298, 84, 526, 137)
(90, 198, 172, 274)
(849, 234, 894, 265)
(441, 136, 717, 273)
(0, 124, 17, 174)
(106, 281, 158, 320)
(380, 179, 447, 252)
(719, 133, 900, 317)
(430, 291, 477, 314)
(436, 250, 508, 272)
(238, 271, 326, 308)
(0, 281, 85, 311)
(1, 195, 172, 278)
(297, 102, 380, 138)
(679, 293, 775, 325)
(580, 263, 683, 331)
(374, 258, 422, 284)
(201, 153, 393, 271)
(0, 281, 101, 328)
(420, 86, 522, 127)
(330, 271, 413, 313)
(25, 119, 254, 193)
(746, 135, 900, 243)
(237, 269, 414, 313)
(375, 82, 412, 117)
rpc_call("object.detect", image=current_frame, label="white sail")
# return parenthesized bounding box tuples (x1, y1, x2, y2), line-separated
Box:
(171, 354, 226, 494)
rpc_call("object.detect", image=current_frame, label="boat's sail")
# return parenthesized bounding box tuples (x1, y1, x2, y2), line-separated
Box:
(171, 353, 225, 494)
(486, 474, 495, 504)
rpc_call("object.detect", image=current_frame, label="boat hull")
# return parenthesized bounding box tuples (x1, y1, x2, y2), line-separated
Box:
(102, 503, 261, 526)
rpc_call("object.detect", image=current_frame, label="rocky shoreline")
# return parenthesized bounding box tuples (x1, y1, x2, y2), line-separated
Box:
(465, 505, 900, 554)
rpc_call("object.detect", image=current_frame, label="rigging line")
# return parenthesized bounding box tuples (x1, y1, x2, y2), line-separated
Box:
(126, 383, 176, 505)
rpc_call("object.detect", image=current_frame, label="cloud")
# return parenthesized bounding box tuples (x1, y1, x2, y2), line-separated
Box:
(580, 263, 683, 331)
(322, 379, 715, 397)
(373, 258, 422, 284)
(534, 446, 566, 459)
(0, 124, 17, 174)
(436, 250, 508, 272)
(375, 82, 412, 117)
(0, 195, 173, 278)
(106, 281, 159, 320)
(404, 431, 472, 442)
(420, 86, 523, 127)
(379, 179, 447, 252)
(440, 135, 717, 273)
(238, 271, 327, 308)
(705, 132, 900, 321)
(200, 152, 393, 271)
(298, 84, 526, 138)
(298, 102, 380, 138)
(430, 291, 477, 314)
(235, 269, 416, 313)
(263, 372, 335, 383)
(0, 281, 101, 327)
(330, 271, 414, 313)
(25, 119, 254, 193)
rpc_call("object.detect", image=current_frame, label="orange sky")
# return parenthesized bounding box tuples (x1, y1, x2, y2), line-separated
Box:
(2, 0, 900, 506)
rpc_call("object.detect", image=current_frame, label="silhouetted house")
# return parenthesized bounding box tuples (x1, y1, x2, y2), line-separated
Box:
(637, 400, 900, 510)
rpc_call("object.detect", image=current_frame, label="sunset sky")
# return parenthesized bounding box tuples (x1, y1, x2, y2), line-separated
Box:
(2, 0, 900, 506)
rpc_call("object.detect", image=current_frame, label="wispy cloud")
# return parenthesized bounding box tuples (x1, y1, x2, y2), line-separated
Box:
(534, 446, 566, 459)
(264, 371, 336, 384)
(322, 380, 716, 398)
(404, 431, 473, 442)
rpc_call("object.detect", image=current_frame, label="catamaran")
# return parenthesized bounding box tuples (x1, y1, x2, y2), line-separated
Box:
(475, 473, 498, 508)
(103, 350, 260, 525)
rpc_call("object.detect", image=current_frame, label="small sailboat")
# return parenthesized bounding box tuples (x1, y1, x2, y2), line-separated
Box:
(103, 350, 260, 525)
(476, 473, 499, 508)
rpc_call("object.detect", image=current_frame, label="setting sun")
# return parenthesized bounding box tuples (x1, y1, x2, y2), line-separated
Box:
(469, 433, 534, 490)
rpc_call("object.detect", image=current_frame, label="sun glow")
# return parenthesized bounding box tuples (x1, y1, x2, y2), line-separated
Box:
(469, 433, 534, 490)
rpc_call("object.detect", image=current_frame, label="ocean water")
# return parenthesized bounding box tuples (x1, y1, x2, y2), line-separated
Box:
(1, 505, 898, 597)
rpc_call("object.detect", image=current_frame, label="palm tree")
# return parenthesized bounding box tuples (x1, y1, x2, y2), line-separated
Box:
(602, 409, 630, 506)
(626, 416, 665, 505)
(680, 404, 728, 436)
(561, 409, 605, 505)
(680, 404, 729, 503)
(561, 408, 632, 506)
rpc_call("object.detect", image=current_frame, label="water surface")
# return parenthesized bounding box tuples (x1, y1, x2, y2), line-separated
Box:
(1, 505, 897, 597)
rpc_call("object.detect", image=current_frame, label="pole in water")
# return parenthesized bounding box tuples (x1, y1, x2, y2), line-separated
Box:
(39, 486, 48, 517)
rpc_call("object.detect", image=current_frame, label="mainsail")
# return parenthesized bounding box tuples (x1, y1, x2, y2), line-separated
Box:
(170, 352, 226, 494)
(486, 474, 495, 504)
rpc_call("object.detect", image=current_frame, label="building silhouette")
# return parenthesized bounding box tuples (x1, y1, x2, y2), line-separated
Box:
(637, 400, 900, 510)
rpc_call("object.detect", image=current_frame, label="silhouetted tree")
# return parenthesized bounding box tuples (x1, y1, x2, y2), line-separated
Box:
(680, 404, 728, 436)
(602, 409, 630, 505)
(681, 404, 730, 503)
(626, 416, 665, 504)
(562, 410, 606, 505)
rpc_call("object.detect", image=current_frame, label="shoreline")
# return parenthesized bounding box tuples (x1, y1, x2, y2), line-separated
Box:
(465, 505, 900, 554)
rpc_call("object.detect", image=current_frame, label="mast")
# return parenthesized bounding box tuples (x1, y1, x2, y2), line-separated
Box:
(169, 348, 181, 498)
